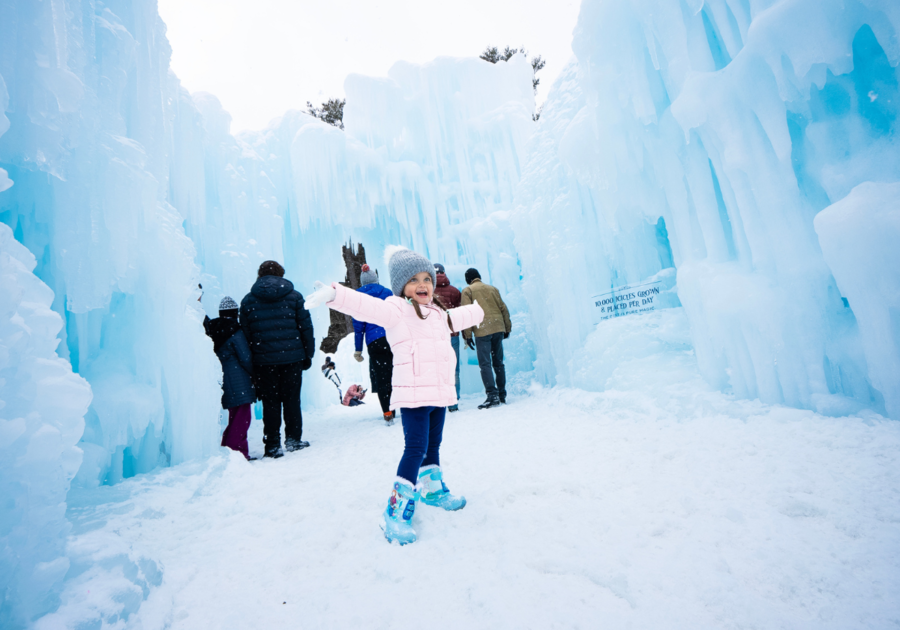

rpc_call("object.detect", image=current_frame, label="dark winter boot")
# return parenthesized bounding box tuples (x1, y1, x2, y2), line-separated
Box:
(264, 446, 284, 459)
(478, 395, 501, 410)
(448, 405, 459, 412)
(383, 411, 395, 425)
(285, 439, 309, 452)
(499, 394, 506, 404)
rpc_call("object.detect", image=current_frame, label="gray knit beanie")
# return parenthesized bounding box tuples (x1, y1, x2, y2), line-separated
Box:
(219, 296, 238, 311)
(385, 245, 436, 297)
(359, 264, 378, 286)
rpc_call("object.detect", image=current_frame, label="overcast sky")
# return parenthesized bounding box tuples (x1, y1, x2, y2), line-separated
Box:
(157, 0, 582, 133)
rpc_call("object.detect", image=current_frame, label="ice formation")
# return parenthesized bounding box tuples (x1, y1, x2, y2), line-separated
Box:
(815, 181, 900, 418)
(514, 0, 900, 417)
(0, 223, 91, 628)
(0, 0, 222, 494)
(0, 0, 899, 624)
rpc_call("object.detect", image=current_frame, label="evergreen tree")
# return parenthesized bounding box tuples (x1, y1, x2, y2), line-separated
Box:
(479, 46, 501, 64)
(307, 98, 345, 130)
(531, 55, 546, 92)
(479, 45, 545, 95)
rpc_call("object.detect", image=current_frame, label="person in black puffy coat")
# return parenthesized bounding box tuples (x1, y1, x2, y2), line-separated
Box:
(205, 297, 256, 460)
(240, 261, 315, 458)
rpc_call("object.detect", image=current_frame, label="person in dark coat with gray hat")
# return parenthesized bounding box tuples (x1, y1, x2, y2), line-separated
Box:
(240, 260, 315, 458)
(205, 297, 256, 460)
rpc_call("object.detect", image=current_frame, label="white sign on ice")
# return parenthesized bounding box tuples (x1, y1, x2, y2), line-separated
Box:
(590, 280, 663, 323)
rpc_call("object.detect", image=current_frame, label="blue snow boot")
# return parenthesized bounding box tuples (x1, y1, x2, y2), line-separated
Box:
(382, 479, 418, 545)
(418, 465, 467, 511)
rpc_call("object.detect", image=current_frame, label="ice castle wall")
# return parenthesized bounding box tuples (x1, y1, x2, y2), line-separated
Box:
(512, 0, 900, 417)
(0, 0, 221, 490)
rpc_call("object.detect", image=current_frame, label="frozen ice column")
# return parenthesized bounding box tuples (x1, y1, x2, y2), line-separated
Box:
(815, 182, 900, 419)
(0, 223, 92, 628)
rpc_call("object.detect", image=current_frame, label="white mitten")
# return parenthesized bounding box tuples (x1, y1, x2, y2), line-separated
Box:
(304, 281, 337, 309)
(353, 351, 364, 363)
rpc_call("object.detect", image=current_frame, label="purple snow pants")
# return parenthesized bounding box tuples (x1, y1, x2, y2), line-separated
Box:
(222, 403, 252, 459)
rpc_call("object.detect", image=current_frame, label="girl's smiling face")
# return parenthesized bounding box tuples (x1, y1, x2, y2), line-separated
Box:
(403, 272, 434, 305)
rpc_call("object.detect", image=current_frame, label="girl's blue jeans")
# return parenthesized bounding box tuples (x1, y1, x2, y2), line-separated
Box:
(396, 406, 446, 484)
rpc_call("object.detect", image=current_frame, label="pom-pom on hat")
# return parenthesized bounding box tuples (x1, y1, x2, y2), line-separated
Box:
(360, 264, 379, 286)
(219, 296, 238, 315)
(384, 245, 436, 297)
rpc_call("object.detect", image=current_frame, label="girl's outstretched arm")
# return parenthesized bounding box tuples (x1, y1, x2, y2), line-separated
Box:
(448, 301, 484, 334)
(329, 283, 402, 329)
(307, 282, 402, 330)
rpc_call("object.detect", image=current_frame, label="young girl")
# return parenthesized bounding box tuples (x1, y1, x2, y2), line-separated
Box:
(305, 246, 484, 545)
(204, 297, 256, 460)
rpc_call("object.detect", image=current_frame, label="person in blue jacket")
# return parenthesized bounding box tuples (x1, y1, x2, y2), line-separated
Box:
(352, 264, 395, 423)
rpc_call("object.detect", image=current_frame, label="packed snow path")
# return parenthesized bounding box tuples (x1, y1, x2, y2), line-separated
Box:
(44, 363, 900, 629)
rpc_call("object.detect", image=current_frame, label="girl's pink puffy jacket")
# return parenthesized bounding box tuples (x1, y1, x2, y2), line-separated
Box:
(327, 283, 484, 410)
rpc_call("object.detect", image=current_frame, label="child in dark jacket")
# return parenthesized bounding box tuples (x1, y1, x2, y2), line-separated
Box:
(205, 297, 256, 460)
(352, 265, 396, 422)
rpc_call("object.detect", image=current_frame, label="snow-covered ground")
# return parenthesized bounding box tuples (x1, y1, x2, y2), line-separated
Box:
(39, 313, 900, 629)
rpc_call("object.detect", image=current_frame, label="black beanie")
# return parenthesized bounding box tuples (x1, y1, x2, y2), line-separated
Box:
(465, 268, 481, 284)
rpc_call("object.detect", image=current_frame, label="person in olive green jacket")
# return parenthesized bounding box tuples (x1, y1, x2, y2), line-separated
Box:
(461, 268, 512, 409)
